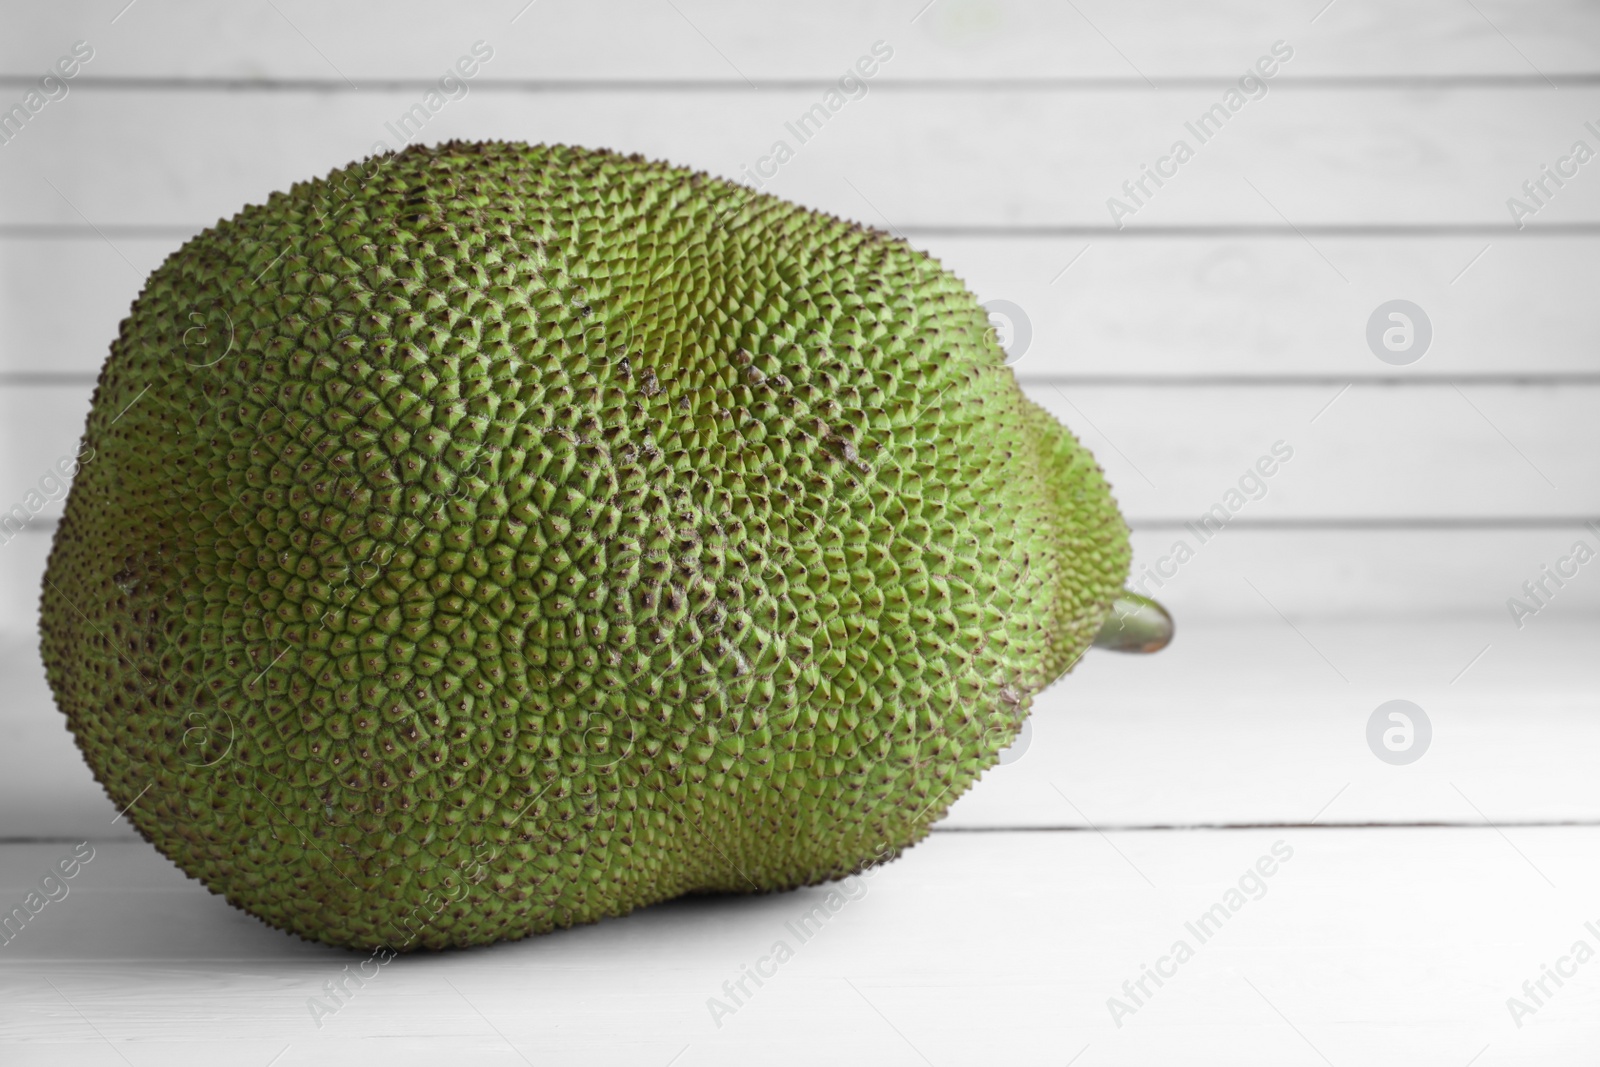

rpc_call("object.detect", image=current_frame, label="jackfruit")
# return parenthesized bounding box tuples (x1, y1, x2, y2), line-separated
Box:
(41, 141, 1139, 950)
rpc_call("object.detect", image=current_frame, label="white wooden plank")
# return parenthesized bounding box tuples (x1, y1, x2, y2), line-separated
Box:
(1027, 382, 1599, 521)
(0, 386, 91, 529)
(4, 87, 1599, 227)
(936, 234, 1600, 378)
(2, 0, 1596, 80)
(6, 234, 1597, 378)
(1120, 525, 1600, 622)
(5, 382, 1593, 529)
(0, 523, 48, 636)
(946, 616, 1600, 828)
(2, 830, 1598, 1064)
(4, 618, 1597, 840)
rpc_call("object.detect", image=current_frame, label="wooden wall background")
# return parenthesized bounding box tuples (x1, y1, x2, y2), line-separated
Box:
(0, 0, 1595, 836)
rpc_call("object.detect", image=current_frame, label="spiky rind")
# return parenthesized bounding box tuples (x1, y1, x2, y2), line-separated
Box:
(40, 141, 1129, 949)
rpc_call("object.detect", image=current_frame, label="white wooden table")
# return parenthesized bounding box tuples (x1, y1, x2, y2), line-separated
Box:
(4, 825, 1599, 1067)
(4, 621, 1599, 1064)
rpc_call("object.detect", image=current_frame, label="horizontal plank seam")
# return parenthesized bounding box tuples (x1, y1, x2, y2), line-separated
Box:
(8, 373, 1599, 388)
(4, 820, 1598, 847)
(1025, 376, 1600, 387)
(909, 224, 1600, 237)
(0, 74, 1595, 92)
(5, 224, 1600, 240)
(933, 821, 1600, 832)
(4, 517, 1595, 536)
(1131, 517, 1600, 530)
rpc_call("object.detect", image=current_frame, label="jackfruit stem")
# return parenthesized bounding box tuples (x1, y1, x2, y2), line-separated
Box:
(1092, 592, 1173, 654)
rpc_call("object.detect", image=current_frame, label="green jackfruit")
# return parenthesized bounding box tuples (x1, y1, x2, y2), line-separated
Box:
(40, 141, 1131, 950)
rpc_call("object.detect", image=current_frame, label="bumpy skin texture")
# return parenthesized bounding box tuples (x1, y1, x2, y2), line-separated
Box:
(41, 142, 1129, 950)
